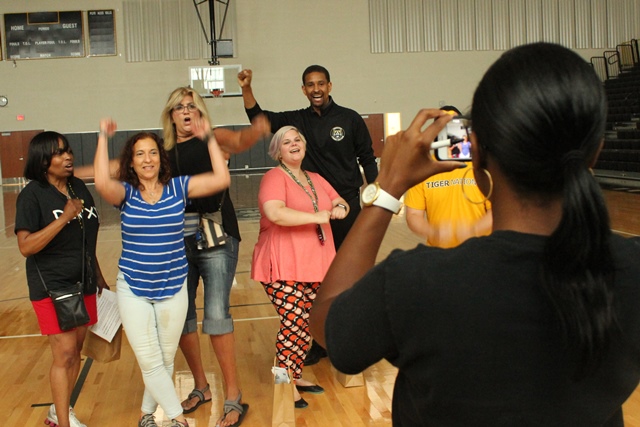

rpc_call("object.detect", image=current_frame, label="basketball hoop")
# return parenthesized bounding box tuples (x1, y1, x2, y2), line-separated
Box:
(210, 88, 224, 98)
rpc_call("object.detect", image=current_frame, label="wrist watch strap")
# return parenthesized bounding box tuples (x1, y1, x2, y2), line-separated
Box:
(373, 187, 402, 214)
(362, 182, 402, 214)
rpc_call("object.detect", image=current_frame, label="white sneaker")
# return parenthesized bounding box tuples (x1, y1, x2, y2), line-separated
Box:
(69, 406, 87, 427)
(45, 404, 87, 427)
(45, 404, 57, 426)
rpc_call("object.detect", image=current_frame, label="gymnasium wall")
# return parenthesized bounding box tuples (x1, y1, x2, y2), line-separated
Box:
(0, 0, 631, 135)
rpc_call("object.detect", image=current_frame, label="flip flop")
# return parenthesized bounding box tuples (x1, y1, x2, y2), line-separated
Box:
(217, 391, 249, 427)
(182, 383, 212, 414)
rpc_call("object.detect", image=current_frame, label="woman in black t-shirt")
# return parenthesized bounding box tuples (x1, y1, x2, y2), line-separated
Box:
(311, 43, 640, 426)
(15, 131, 107, 427)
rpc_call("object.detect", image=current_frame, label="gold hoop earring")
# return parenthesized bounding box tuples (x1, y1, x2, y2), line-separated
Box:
(461, 167, 493, 205)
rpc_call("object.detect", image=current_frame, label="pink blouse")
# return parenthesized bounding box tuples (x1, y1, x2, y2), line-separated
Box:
(251, 167, 339, 283)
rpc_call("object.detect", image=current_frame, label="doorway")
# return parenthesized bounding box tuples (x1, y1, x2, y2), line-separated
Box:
(361, 113, 385, 158)
(0, 130, 43, 184)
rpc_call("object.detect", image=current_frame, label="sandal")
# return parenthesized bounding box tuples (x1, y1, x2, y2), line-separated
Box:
(217, 391, 249, 427)
(182, 383, 212, 414)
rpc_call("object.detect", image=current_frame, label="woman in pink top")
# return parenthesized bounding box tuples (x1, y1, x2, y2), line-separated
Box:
(252, 126, 348, 409)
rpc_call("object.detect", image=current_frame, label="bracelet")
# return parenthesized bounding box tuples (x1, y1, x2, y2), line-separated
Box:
(337, 203, 347, 211)
(99, 130, 109, 139)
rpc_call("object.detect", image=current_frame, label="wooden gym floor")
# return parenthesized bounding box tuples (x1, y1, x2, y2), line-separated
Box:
(1, 176, 640, 426)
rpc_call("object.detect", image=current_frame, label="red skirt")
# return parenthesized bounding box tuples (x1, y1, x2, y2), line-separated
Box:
(31, 293, 98, 335)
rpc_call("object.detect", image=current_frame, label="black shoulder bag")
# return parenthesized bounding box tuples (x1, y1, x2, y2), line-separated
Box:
(34, 200, 90, 331)
(197, 190, 227, 249)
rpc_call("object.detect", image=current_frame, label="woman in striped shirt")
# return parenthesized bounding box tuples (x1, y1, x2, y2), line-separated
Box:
(94, 117, 229, 427)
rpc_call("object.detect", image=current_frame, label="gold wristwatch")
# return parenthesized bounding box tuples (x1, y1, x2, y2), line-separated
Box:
(361, 182, 402, 214)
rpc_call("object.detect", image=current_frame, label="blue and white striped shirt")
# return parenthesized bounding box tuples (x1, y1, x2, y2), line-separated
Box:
(118, 176, 191, 300)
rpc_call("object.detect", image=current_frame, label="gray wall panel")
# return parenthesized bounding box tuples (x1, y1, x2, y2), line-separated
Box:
(458, 0, 476, 51)
(525, 0, 542, 43)
(423, 0, 441, 51)
(492, 0, 509, 50)
(475, 0, 493, 50)
(406, 0, 425, 52)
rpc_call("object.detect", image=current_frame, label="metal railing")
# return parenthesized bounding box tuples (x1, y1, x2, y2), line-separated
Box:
(590, 39, 640, 82)
(591, 56, 608, 81)
(606, 50, 622, 78)
(593, 39, 640, 180)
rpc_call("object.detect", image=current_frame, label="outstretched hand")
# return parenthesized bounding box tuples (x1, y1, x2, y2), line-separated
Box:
(377, 109, 466, 197)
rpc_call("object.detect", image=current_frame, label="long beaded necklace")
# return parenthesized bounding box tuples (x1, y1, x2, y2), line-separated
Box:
(66, 181, 91, 282)
(66, 181, 84, 228)
(279, 161, 325, 245)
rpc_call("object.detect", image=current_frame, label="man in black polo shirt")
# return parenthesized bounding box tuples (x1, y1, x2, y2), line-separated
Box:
(238, 65, 378, 364)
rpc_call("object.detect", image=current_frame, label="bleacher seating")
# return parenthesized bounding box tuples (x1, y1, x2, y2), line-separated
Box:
(592, 40, 640, 183)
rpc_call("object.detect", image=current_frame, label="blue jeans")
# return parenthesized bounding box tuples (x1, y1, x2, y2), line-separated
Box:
(182, 234, 239, 336)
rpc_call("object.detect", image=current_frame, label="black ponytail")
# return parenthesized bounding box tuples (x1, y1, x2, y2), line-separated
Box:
(542, 154, 616, 379)
(471, 43, 616, 379)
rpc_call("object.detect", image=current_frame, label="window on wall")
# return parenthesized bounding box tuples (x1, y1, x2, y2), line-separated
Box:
(122, 0, 237, 62)
(368, 0, 640, 53)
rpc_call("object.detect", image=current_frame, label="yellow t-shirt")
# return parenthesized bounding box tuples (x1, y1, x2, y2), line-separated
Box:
(404, 165, 490, 248)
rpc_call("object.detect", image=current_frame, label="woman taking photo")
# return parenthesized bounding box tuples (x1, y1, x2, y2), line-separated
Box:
(94, 118, 229, 427)
(161, 86, 268, 426)
(311, 43, 640, 425)
(252, 126, 348, 409)
(16, 132, 107, 427)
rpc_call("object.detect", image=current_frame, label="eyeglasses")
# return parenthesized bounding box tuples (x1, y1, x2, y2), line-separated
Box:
(173, 103, 198, 113)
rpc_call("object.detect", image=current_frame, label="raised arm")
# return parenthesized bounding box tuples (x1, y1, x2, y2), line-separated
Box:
(94, 118, 126, 206)
(238, 69, 292, 132)
(186, 117, 231, 199)
(309, 109, 463, 346)
(213, 114, 270, 155)
(238, 69, 258, 109)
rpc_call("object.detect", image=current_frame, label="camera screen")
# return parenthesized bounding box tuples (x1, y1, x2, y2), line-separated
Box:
(435, 117, 472, 161)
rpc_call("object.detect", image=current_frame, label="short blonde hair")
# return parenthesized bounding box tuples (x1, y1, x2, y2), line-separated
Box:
(268, 126, 307, 161)
(161, 87, 210, 151)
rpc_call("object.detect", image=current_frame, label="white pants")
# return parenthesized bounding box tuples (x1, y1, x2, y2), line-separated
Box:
(116, 272, 187, 419)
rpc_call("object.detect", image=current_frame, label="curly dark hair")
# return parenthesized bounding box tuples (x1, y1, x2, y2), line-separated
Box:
(117, 132, 171, 189)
